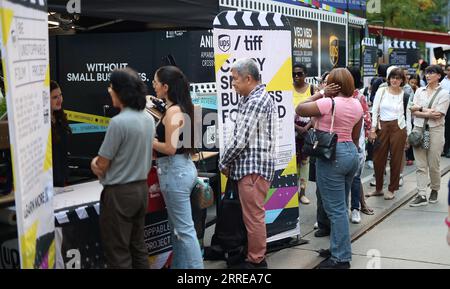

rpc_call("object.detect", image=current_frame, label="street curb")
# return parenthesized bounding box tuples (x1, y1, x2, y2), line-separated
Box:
(303, 163, 450, 269)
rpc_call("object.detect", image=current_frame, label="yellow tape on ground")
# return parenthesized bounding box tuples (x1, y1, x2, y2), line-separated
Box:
(65, 110, 110, 126)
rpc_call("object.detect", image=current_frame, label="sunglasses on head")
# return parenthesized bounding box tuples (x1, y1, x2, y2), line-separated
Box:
(293, 71, 305, 78)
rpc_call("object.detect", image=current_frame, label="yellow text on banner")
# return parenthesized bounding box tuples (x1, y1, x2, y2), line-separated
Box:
(66, 110, 110, 127)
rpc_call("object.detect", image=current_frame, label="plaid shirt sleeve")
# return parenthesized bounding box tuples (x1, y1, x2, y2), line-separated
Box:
(219, 99, 262, 171)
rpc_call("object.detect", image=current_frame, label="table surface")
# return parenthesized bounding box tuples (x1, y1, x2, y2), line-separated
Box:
(53, 181, 102, 212)
(0, 192, 14, 208)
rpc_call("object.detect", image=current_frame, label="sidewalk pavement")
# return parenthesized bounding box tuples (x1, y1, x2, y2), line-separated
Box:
(203, 157, 450, 269)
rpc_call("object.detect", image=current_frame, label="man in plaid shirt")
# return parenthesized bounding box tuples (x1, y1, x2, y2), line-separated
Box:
(219, 58, 277, 269)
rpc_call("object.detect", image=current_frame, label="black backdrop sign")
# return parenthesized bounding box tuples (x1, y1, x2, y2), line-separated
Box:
(320, 22, 346, 73)
(389, 45, 421, 76)
(289, 18, 319, 77)
(52, 30, 214, 162)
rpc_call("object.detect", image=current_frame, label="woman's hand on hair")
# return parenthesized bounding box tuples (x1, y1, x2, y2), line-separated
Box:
(324, 83, 341, 97)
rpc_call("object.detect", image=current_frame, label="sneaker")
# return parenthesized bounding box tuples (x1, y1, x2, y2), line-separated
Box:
(300, 195, 310, 205)
(237, 259, 268, 269)
(351, 209, 361, 224)
(384, 191, 395, 200)
(318, 258, 350, 269)
(370, 175, 387, 187)
(367, 160, 374, 169)
(314, 229, 330, 238)
(429, 190, 438, 204)
(399, 174, 404, 187)
(318, 249, 331, 258)
(409, 195, 428, 207)
(313, 222, 319, 229)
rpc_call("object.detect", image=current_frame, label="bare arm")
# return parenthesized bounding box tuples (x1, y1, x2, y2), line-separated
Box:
(91, 156, 111, 178)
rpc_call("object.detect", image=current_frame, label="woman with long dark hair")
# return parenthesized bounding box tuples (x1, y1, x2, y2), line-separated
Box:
(152, 65, 203, 269)
(50, 80, 71, 187)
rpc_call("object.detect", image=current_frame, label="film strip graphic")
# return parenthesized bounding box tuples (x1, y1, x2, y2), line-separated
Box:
(361, 37, 377, 47)
(55, 202, 100, 226)
(389, 40, 417, 49)
(214, 11, 290, 30)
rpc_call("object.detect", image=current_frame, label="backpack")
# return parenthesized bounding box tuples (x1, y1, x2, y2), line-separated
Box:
(205, 178, 247, 267)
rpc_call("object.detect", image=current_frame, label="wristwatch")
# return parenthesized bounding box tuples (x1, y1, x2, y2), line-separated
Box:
(445, 217, 450, 228)
(319, 89, 325, 97)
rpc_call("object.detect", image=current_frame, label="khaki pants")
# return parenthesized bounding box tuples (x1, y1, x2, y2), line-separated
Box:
(413, 125, 444, 197)
(237, 174, 270, 264)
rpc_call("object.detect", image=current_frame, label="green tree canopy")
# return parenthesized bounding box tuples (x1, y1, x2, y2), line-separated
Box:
(367, 0, 448, 32)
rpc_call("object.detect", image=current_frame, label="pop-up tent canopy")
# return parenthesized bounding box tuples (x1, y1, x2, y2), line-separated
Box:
(47, 0, 219, 30)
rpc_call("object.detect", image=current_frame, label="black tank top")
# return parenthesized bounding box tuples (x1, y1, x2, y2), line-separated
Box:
(155, 113, 186, 158)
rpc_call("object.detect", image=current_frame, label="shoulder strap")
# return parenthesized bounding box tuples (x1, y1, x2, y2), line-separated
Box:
(376, 87, 387, 130)
(330, 98, 336, 133)
(427, 87, 442, 109)
(423, 87, 443, 128)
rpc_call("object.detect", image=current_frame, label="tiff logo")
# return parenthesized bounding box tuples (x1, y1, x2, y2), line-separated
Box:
(66, 0, 81, 14)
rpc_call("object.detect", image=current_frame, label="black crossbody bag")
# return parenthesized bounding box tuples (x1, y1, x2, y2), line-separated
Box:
(302, 98, 338, 160)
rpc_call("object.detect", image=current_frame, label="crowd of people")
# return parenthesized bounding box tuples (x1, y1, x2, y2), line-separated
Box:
(294, 61, 450, 268)
(50, 58, 450, 270)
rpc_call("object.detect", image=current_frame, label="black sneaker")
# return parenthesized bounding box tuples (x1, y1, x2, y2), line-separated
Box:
(409, 195, 428, 207)
(318, 249, 331, 258)
(429, 190, 438, 204)
(314, 229, 330, 238)
(318, 258, 350, 269)
(237, 259, 268, 269)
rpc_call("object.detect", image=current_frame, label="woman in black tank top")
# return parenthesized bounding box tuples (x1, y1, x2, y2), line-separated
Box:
(151, 66, 204, 269)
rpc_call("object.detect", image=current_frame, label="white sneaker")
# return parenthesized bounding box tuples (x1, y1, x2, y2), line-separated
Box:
(313, 222, 318, 229)
(399, 174, 404, 187)
(351, 209, 361, 224)
(367, 161, 374, 169)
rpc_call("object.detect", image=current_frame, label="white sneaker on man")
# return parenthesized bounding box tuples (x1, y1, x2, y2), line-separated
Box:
(351, 209, 361, 224)
(367, 161, 374, 169)
(399, 174, 404, 187)
(313, 222, 319, 229)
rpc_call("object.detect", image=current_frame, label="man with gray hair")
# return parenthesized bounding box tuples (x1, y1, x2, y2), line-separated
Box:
(219, 58, 277, 269)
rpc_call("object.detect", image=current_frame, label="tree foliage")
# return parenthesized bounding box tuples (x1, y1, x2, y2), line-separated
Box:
(367, 0, 448, 32)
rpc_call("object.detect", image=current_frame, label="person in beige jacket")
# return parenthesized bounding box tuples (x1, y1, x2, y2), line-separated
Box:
(409, 65, 450, 207)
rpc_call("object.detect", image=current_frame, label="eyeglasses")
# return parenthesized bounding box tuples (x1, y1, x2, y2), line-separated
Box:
(292, 72, 305, 78)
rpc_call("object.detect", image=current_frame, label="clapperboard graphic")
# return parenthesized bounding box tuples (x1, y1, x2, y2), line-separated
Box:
(361, 37, 377, 47)
(388, 40, 420, 75)
(361, 37, 379, 84)
(8, 0, 47, 11)
(213, 11, 301, 241)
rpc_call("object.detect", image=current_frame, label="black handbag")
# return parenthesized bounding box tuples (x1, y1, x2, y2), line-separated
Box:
(302, 98, 338, 160)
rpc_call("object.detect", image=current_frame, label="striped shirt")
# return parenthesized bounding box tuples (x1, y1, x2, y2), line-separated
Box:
(219, 84, 277, 182)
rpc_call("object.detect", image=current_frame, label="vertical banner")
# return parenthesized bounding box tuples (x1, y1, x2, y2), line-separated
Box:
(361, 37, 378, 88)
(320, 22, 347, 74)
(213, 11, 300, 241)
(290, 17, 319, 77)
(0, 0, 55, 268)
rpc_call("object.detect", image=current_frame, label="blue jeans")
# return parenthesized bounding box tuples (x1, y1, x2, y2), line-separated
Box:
(349, 148, 366, 211)
(156, 154, 204, 269)
(316, 142, 359, 263)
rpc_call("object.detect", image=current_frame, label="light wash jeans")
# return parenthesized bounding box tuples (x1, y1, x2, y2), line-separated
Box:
(156, 154, 204, 269)
(316, 142, 359, 263)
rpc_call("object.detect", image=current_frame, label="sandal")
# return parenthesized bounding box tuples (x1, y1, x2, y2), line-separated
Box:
(365, 191, 383, 197)
(360, 207, 374, 215)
